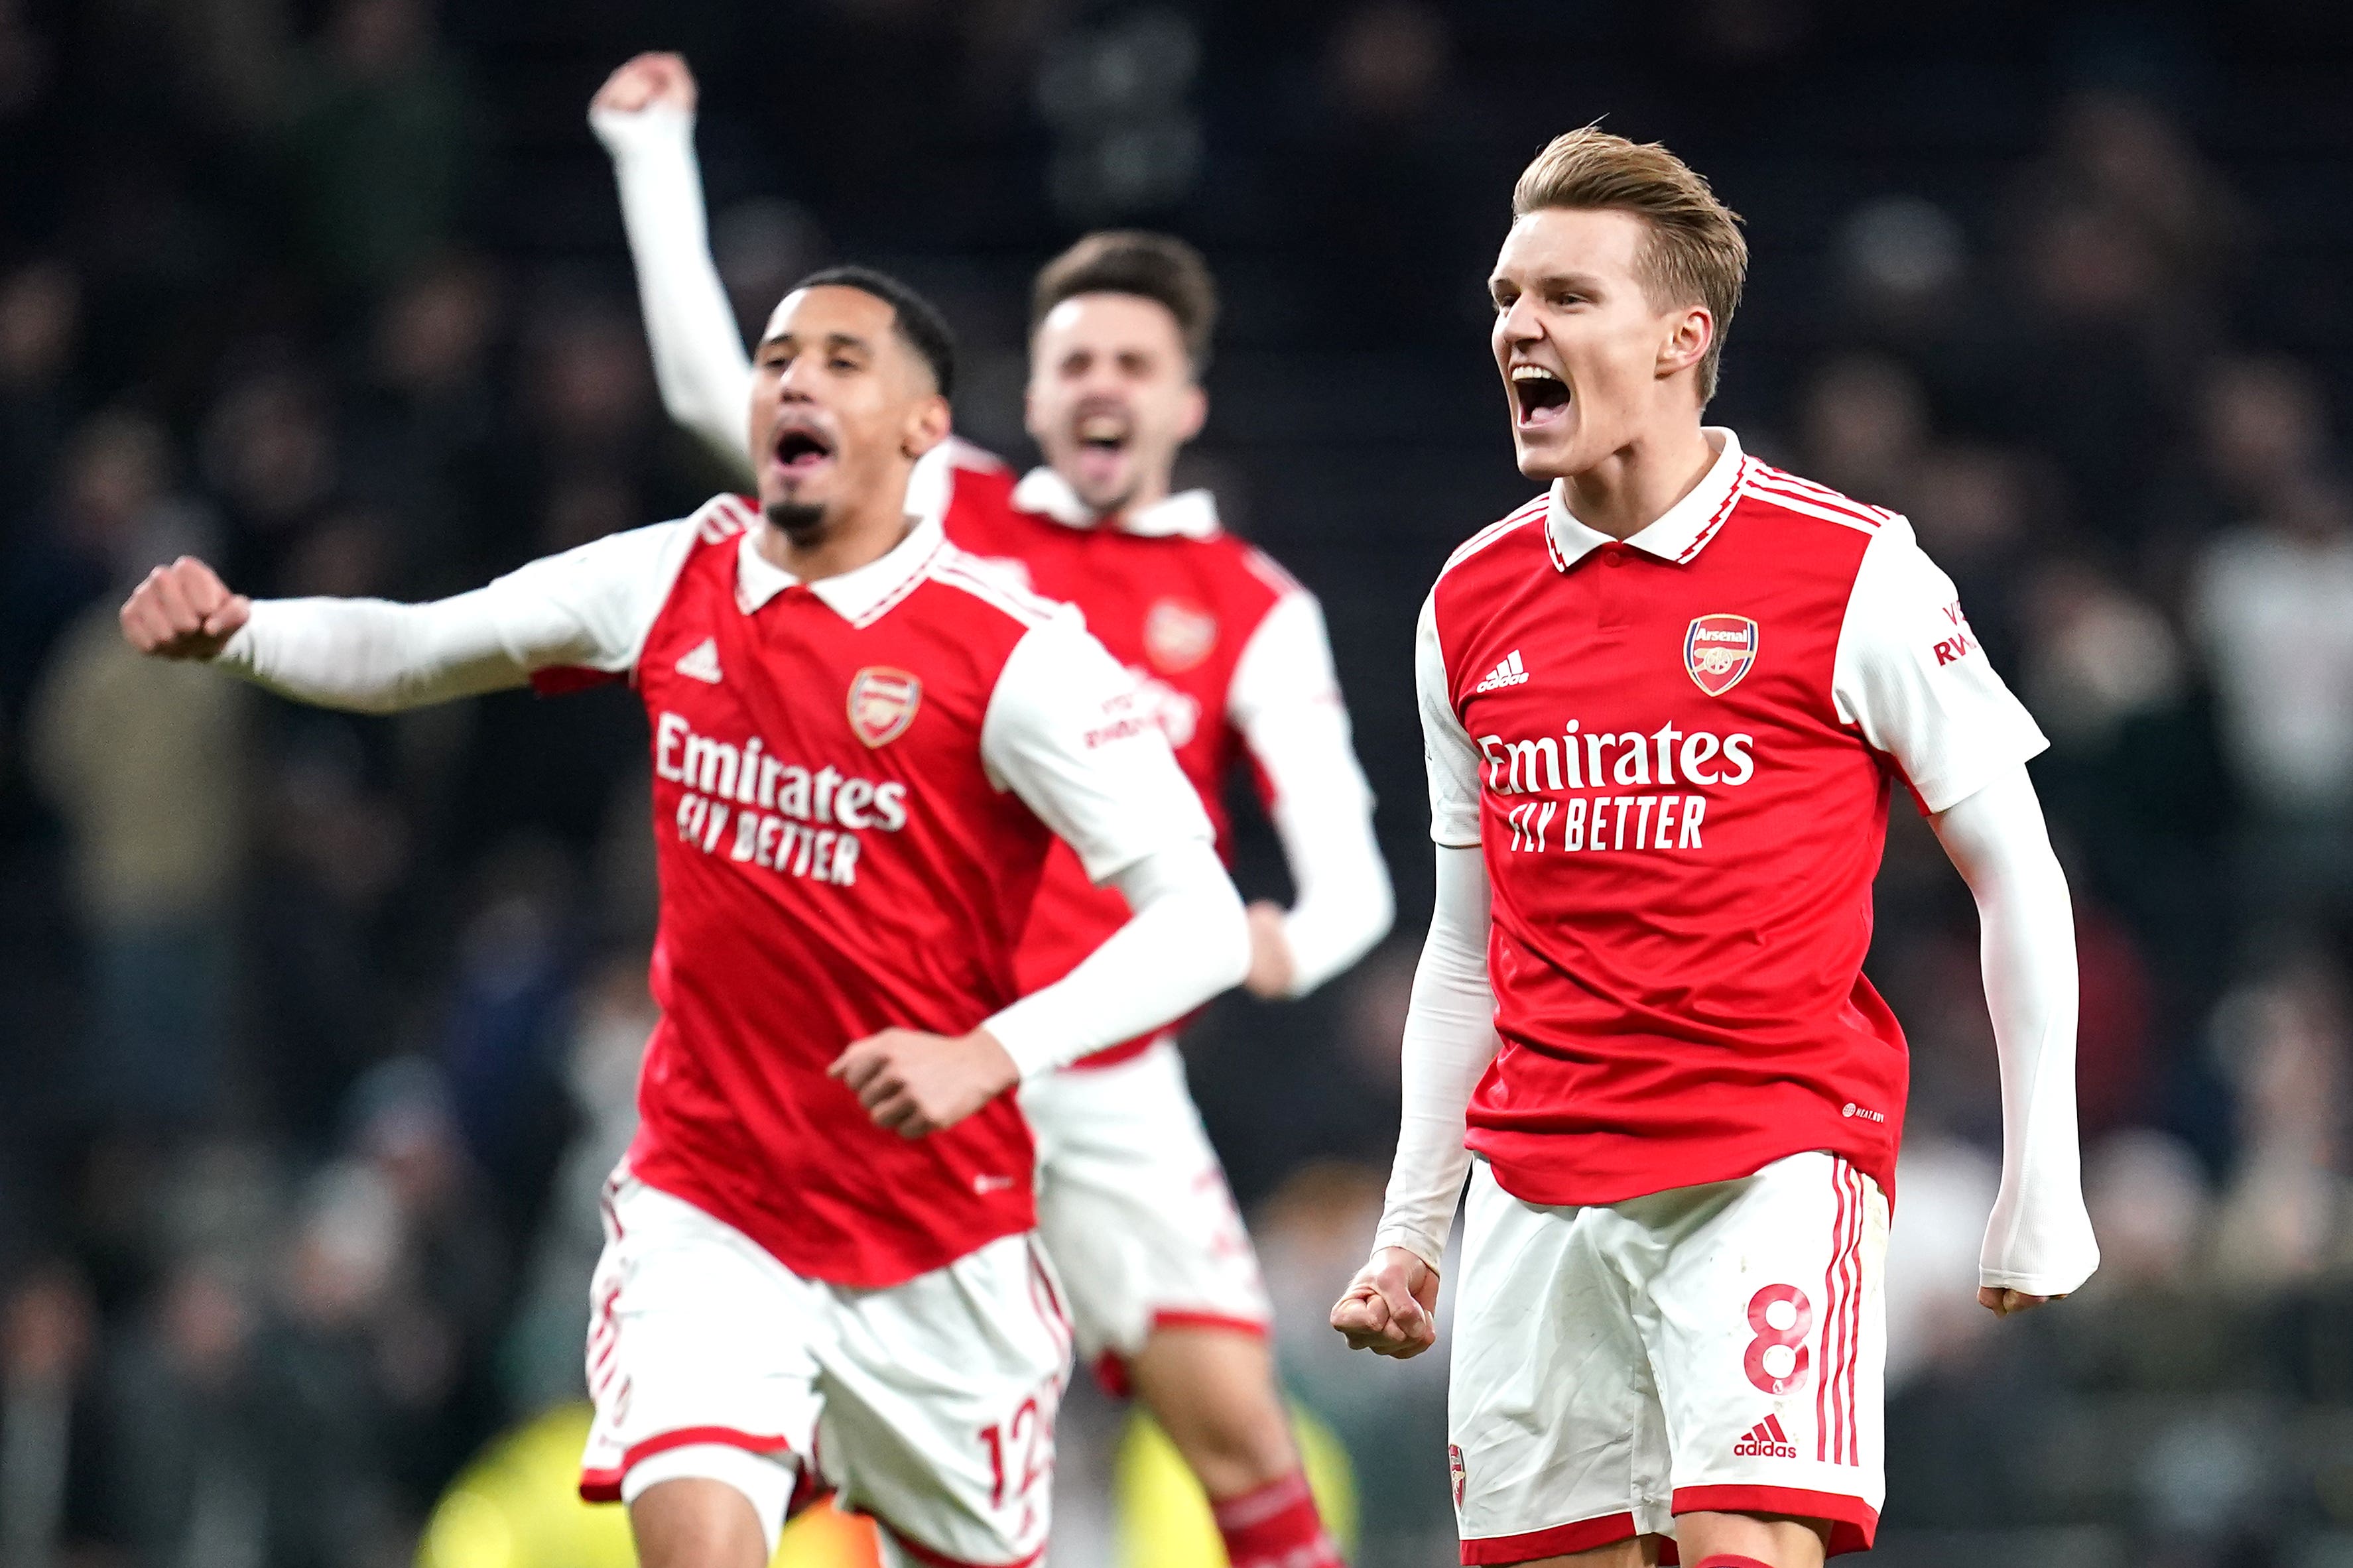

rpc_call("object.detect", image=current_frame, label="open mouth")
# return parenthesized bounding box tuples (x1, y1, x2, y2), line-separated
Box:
(1069, 409, 1132, 491)
(771, 420, 836, 475)
(1511, 364, 1570, 428)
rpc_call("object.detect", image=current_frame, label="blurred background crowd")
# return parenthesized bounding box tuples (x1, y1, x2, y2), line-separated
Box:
(2, 1, 2350, 1565)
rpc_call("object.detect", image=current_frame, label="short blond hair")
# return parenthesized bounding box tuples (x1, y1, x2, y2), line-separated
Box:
(1513, 129, 1748, 402)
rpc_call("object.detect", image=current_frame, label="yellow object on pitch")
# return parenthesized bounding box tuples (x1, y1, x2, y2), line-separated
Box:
(1113, 1403, 1358, 1567)
(414, 1403, 879, 1568)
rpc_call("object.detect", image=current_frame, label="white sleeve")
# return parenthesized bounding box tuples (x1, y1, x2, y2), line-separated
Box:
(1417, 591, 1484, 847)
(1832, 519, 2049, 813)
(1928, 764, 2101, 1297)
(210, 521, 695, 712)
(592, 103, 757, 479)
(982, 839, 1246, 1078)
(1370, 843, 1499, 1272)
(978, 614, 1248, 1076)
(1227, 591, 1395, 996)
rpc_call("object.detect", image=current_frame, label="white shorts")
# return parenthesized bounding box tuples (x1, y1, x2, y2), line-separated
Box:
(1020, 1037, 1271, 1385)
(579, 1173, 1072, 1567)
(1450, 1152, 1887, 1565)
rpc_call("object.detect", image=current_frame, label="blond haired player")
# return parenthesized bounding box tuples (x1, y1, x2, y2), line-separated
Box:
(122, 268, 1254, 1568)
(1330, 131, 2100, 1567)
(590, 53, 1389, 1568)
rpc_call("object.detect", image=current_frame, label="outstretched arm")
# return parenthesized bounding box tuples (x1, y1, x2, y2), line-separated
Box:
(1228, 589, 1396, 998)
(1929, 764, 2100, 1312)
(121, 522, 695, 712)
(591, 53, 756, 479)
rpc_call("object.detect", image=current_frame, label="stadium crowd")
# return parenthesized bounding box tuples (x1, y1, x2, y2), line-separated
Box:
(2, 1, 2350, 1565)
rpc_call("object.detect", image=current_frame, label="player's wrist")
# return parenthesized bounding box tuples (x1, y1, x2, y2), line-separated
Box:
(962, 1026, 1019, 1093)
(590, 103, 694, 158)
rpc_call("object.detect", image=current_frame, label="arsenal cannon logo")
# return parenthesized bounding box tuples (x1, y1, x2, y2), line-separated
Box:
(846, 667, 922, 747)
(1683, 613, 1758, 696)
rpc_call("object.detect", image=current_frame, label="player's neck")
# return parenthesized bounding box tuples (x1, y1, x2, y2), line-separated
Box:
(755, 483, 918, 582)
(1558, 420, 1718, 541)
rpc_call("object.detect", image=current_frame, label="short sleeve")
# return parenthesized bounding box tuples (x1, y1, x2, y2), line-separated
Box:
(982, 613, 1216, 880)
(1419, 591, 1483, 847)
(486, 517, 701, 674)
(1832, 519, 2049, 814)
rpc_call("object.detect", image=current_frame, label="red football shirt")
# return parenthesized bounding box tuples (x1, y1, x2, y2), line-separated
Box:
(527, 495, 1212, 1286)
(1422, 431, 2047, 1205)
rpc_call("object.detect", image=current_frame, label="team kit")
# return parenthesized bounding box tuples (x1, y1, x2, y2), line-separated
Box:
(116, 49, 2100, 1568)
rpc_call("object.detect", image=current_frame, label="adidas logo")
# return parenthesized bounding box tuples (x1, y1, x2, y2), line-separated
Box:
(1733, 1414, 1797, 1460)
(674, 638, 723, 684)
(1474, 650, 1530, 692)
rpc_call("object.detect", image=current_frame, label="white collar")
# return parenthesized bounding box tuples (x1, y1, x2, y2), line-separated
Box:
(1009, 465, 1222, 541)
(734, 511, 946, 622)
(1544, 428, 1747, 570)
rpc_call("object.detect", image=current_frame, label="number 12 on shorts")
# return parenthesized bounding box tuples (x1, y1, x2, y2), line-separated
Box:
(980, 1393, 1050, 1514)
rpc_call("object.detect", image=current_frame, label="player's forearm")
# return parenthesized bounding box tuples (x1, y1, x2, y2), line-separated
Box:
(984, 839, 1248, 1078)
(1270, 789, 1395, 996)
(1371, 844, 1499, 1272)
(594, 105, 756, 478)
(211, 593, 537, 713)
(1931, 766, 2100, 1297)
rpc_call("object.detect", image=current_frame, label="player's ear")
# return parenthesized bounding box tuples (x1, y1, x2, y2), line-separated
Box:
(1657, 306, 1712, 383)
(1175, 381, 1208, 445)
(903, 391, 952, 459)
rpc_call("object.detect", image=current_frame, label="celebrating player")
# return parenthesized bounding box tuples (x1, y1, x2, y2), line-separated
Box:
(119, 269, 1251, 1568)
(592, 52, 1389, 1568)
(1329, 130, 2100, 1567)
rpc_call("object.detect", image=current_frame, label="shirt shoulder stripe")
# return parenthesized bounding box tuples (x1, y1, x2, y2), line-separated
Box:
(1438, 495, 1549, 579)
(1239, 543, 1304, 601)
(926, 549, 1064, 630)
(1746, 465, 1896, 526)
(1739, 477, 1884, 538)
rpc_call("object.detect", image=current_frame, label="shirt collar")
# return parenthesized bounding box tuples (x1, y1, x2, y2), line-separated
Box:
(1544, 427, 1746, 570)
(1010, 465, 1222, 541)
(734, 510, 946, 622)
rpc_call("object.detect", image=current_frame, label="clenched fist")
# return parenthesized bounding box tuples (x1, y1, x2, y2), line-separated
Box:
(120, 556, 250, 660)
(591, 51, 698, 117)
(829, 1027, 1019, 1138)
(1330, 1246, 1440, 1358)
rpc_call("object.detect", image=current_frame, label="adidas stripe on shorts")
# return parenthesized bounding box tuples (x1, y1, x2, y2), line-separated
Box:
(1448, 1150, 1887, 1564)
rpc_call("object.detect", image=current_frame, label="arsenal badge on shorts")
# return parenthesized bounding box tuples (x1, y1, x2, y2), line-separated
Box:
(1448, 1443, 1466, 1509)
(846, 667, 922, 747)
(1684, 613, 1759, 696)
(1143, 597, 1218, 673)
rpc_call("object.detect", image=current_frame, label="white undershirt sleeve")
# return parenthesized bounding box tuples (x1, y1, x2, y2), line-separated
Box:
(979, 613, 1249, 1076)
(1227, 591, 1395, 996)
(592, 103, 757, 480)
(210, 521, 695, 712)
(1928, 766, 2101, 1297)
(1371, 844, 1498, 1273)
(1365, 592, 1497, 1271)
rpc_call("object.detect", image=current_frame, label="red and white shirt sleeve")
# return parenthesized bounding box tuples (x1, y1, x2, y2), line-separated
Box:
(1830, 516, 2050, 810)
(1227, 590, 1395, 995)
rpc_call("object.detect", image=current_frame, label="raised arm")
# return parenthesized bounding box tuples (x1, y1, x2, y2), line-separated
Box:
(1331, 591, 1496, 1358)
(590, 53, 757, 479)
(1227, 588, 1396, 998)
(1929, 766, 2099, 1309)
(830, 612, 1249, 1134)
(120, 522, 696, 712)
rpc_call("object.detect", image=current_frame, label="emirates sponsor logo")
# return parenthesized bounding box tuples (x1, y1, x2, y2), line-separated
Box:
(1685, 613, 1759, 695)
(847, 667, 922, 748)
(655, 712, 911, 888)
(1477, 719, 1757, 857)
(1143, 597, 1218, 674)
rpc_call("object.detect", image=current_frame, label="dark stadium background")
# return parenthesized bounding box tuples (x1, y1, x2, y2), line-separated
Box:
(3, 1, 2352, 1563)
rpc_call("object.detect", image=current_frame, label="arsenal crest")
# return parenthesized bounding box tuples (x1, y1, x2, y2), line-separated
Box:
(1143, 597, 1218, 673)
(1449, 1443, 1466, 1510)
(1684, 613, 1759, 696)
(846, 667, 922, 747)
